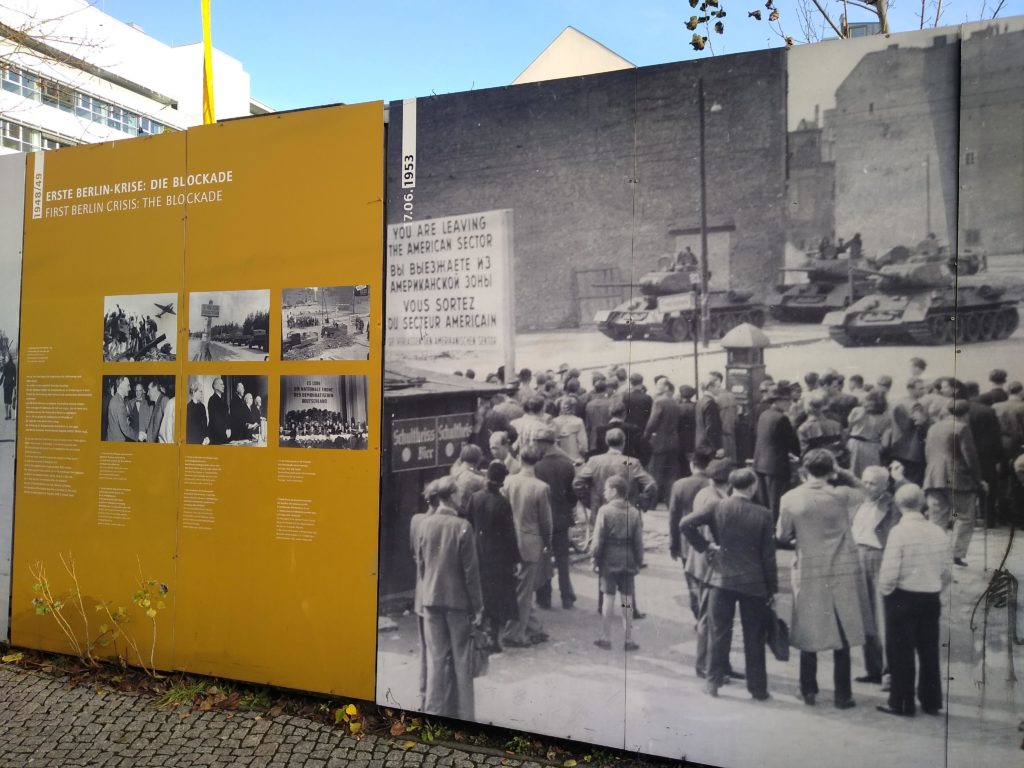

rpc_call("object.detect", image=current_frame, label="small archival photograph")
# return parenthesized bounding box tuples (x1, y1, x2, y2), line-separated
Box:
(100, 375, 176, 443)
(188, 290, 270, 362)
(281, 285, 370, 361)
(102, 293, 177, 362)
(279, 375, 369, 450)
(186, 375, 268, 447)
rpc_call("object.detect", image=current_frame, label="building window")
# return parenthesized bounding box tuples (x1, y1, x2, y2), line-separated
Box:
(2, 62, 169, 136)
(39, 78, 75, 112)
(965, 151, 975, 166)
(965, 229, 981, 245)
(1, 119, 75, 152)
(138, 116, 165, 135)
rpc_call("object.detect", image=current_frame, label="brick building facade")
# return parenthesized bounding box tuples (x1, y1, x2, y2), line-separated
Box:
(959, 24, 1024, 257)
(824, 36, 960, 258)
(386, 50, 786, 333)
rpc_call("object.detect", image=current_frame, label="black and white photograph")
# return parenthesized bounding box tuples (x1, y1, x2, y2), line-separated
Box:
(376, 22, 1024, 768)
(102, 293, 177, 362)
(281, 285, 370, 361)
(100, 375, 176, 444)
(188, 290, 270, 362)
(278, 375, 369, 450)
(185, 375, 268, 447)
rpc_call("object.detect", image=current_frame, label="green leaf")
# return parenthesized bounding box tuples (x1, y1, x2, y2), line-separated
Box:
(334, 709, 346, 725)
(349, 721, 361, 734)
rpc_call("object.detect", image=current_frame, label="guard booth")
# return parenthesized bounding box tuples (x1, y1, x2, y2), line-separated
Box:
(378, 364, 508, 609)
(719, 323, 769, 463)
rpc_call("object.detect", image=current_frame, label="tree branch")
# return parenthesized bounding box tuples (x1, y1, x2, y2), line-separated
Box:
(808, 0, 846, 37)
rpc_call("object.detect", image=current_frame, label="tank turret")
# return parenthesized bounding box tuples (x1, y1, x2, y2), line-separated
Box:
(594, 268, 763, 342)
(770, 255, 873, 323)
(823, 250, 1018, 346)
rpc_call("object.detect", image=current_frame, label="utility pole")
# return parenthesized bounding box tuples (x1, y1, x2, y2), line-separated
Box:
(697, 77, 711, 349)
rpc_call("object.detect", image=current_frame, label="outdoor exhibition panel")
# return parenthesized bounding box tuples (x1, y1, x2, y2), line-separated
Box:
(10, 102, 384, 700)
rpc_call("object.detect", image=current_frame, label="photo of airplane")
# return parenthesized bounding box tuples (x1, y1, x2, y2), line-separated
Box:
(153, 301, 175, 318)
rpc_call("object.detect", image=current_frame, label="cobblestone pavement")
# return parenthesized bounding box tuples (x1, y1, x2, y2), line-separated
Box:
(0, 664, 552, 768)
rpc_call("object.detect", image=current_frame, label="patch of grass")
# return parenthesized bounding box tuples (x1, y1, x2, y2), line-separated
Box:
(153, 677, 208, 708)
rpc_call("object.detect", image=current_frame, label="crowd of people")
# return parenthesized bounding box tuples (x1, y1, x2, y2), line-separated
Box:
(280, 409, 368, 449)
(407, 356, 1024, 722)
(102, 376, 175, 443)
(103, 305, 166, 361)
(186, 378, 265, 445)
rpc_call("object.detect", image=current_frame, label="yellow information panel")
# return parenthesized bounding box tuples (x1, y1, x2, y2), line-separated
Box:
(13, 103, 383, 698)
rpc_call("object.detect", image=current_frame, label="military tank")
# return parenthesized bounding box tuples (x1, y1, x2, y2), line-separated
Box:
(594, 268, 766, 342)
(822, 253, 1019, 346)
(771, 255, 873, 323)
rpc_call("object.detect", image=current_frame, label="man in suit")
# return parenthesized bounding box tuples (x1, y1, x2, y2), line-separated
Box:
(502, 445, 553, 647)
(753, 384, 801, 522)
(979, 368, 1009, 406)
(207, 377, 231, 444)
(994, 382, 1024, 523)
(694, 376, 723, 455)
(681, 467, 777, 701)
(574, 428, 657, 518)
(964, 382, 1004, 528)
(127, 381, 153, 438)
(230, 381, 249, 443)
(106, 376, 139, 442)
(677, 384, 697, 477)
(923, 398, 986, 566)
(684, 458, 734, 680)
(583, 379, 612, 455)
(145, 381, 167, 444)
(534, 427, 577, 610)
(645, 378, 683, 506)
(850, 465, 902, 685)
(621, 372, 653, 435)
(777, 449, 869, 709)
(889, 378, 930, 484)
(416, 476, 483, 721)
(669, 447, 713, 623)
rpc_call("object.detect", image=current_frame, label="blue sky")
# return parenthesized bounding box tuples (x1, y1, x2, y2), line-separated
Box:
(94, 0, 1024, 110)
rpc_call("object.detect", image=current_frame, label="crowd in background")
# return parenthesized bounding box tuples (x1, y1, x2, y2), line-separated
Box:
(409, 356, 1024, 722)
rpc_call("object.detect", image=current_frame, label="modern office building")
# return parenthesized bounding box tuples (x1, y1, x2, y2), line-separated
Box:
(0, 0, 268, 155)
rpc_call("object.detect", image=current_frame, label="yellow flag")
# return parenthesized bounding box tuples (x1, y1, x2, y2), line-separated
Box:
(201, 0, 215, 124)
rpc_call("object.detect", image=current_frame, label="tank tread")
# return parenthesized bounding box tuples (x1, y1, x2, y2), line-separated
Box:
(828, 326, 856, 347)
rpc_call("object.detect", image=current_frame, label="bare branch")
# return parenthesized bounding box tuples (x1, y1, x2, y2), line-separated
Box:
(808, 0, 846, 37)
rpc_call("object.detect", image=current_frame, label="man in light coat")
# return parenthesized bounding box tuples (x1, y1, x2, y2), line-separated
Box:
(777, 449, 871, 709)
(502, 445, 553, 647)
(416, 477, 483, 721)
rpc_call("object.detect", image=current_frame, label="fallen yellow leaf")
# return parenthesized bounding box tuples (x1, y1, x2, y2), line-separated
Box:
(1, 653, 24, 663)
